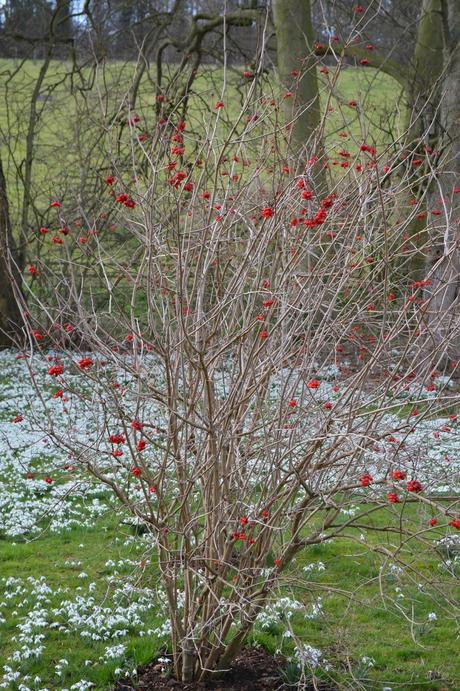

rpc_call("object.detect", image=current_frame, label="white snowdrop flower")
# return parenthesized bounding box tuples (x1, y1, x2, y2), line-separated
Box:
(102, 644, 126, 660)
(294, 644, 324, 669)
(341, 506, 358, 516)
(361, 656, 375, 667)
(77, 572, 88, 579)
(388, 564, 403, 575)
(427, 612, 438, 621)
(307, 597, 323, 619)
(303, 561, 326, 573)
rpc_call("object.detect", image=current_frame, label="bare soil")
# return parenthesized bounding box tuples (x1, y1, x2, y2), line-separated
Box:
(113, 647, 337, 690)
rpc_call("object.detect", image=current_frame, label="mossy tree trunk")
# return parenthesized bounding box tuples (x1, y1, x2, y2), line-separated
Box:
(423, 0, 460, 360)
(407, 0, 445, 145)
(0, 153, 23, 348)
(405, 0, 445, 280)
(272, 0, 324, 184)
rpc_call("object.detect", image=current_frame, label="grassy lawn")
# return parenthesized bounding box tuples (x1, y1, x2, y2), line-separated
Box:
(0, 514, 162, 688)
(0, 58, 404, 227)
(1, 498, 458, 689)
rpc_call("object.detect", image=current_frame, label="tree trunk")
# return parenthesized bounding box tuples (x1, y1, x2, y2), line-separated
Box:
(0, 153, 23, 347)
(405, 0, 445, 281)
(424, 0, 460, 360)
(272, 0, 323, 182)
(407, 0, 444, 145)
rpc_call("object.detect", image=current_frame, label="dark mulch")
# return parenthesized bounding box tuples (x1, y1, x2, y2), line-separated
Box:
(114, 648, 336, 691)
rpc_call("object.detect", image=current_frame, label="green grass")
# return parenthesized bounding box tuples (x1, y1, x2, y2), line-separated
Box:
(248, 503, 460, 689)
(0, 59, 404, 228)
(0, 511, 163, 688)
(1, 501, 458, 689)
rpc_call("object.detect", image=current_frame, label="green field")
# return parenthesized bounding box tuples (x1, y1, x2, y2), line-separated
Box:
(1, 501, 459, 689)
(0, 59, 405, 229)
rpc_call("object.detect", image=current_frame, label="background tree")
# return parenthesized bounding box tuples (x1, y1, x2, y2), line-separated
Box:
(273, 0, 323, 180)
(0, 153, 23, 346)
(423, 0, 460, 359)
